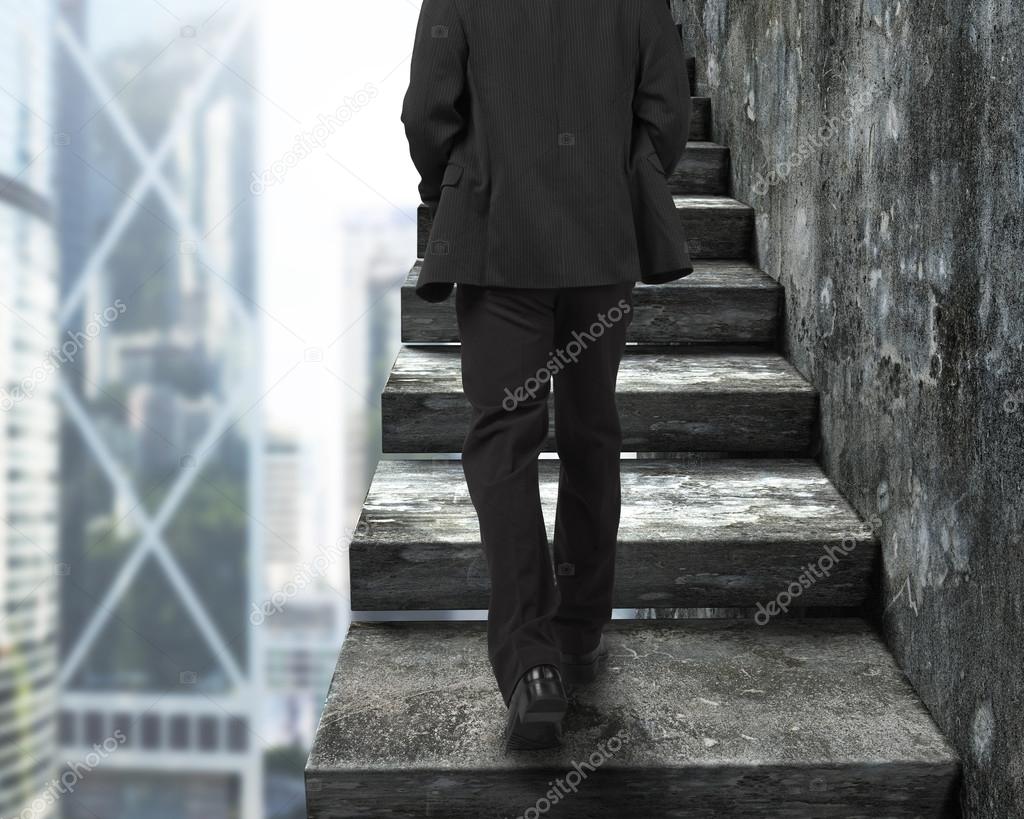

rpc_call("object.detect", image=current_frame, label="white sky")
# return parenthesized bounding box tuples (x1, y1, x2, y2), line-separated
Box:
(255, 0, 424, 544)
(258, 0, 421, 427)
(79, 0, 426, 543)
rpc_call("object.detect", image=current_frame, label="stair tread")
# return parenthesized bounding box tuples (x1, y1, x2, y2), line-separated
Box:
(387, 347, 814, 396)
(635, 261, 775, 290)
(384, 348, 816, 453)
(351, 458, 877, 610)
(673, 195, 751, 210)
(358, 457, 872, 546)
(308, 618, 958, 771)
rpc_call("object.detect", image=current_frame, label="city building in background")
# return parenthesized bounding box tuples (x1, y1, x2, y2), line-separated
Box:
(262, 594, 343, 751)
(254, 210, 418, 760)
(0, 2, 59, 817)
(340, 210, 415, 526)
(0, 2, 419, 816)
(263, 430, 311, 594)
(53, 1, 267, 816)
(260, 428, 343, 751)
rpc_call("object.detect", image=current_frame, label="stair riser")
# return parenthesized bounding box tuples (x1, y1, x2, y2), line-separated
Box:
(416, 197, 752, 260)
(691, 96, 710, 140)
(668, 145, 730, 195)
(382, 393, 816, 453)
(307, 765, 960, 819)
(401, 282, 779, 345)
(676, 203, 753, 259)
(352, 538, 874, 610)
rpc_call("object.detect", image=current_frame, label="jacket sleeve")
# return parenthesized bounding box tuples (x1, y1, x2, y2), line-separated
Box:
(633, 0, 690, 176)
(400, 0, 469, 209)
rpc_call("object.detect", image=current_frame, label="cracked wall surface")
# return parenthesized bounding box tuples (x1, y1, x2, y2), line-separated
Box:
(679, 0, 1024, 815)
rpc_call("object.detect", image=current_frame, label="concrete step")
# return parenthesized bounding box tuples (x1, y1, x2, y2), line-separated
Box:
(690, 96, 711, 140)
(381, 347, 817, 454)
(671, 195, 753, 259)
(306, 619, 960, 818)
(402, 261, 780, 345)
(350, 458, 878, 611)
(417, 195, 753, 260)
(667, 141, 730, 195)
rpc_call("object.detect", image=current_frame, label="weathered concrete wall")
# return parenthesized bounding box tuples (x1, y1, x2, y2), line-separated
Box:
(680, 0, 1024, 815)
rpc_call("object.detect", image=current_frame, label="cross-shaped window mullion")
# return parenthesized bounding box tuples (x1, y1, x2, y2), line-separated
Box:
(56, 369, 252, 692)
(56, 10, 254, 327)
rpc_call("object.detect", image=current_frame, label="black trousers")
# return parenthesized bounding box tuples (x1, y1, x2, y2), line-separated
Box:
(455, 280, 635, 707)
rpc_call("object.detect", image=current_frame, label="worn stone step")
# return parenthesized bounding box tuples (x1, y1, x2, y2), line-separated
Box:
(350, 458, 877, 611)
(671, 195, 753, 258)
(402, 261, 779, 345)
(381, 347, 816, 453)
(306, 619, 960, 818)
(667, 141, 730, 195)
(417, 195, 753, 259)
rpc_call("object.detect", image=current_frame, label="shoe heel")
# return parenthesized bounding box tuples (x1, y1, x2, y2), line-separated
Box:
(516, 677, 567, 724)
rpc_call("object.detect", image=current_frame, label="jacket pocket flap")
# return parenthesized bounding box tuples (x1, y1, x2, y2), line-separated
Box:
(441, 162, 464, 187)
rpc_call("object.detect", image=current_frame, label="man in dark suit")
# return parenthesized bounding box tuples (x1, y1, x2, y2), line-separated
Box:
(401, 0, 692, 751)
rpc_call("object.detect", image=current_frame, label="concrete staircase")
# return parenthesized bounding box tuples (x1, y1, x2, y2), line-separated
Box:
(306, 56, 961, 819)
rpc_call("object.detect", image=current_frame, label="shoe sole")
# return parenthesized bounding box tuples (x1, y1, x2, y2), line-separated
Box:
(503, 675, 567, 752)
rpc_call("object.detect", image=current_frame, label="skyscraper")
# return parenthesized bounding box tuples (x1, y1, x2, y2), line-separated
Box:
(54, 2, 264, 815)
(0, 2, 59, 816)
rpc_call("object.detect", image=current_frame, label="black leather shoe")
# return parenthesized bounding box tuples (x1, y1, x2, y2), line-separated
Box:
(560, 634, 608, 688)
(503, 664, 567, 751)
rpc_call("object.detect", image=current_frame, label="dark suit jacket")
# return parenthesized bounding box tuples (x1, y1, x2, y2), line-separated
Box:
(401, 0, 693, 303)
